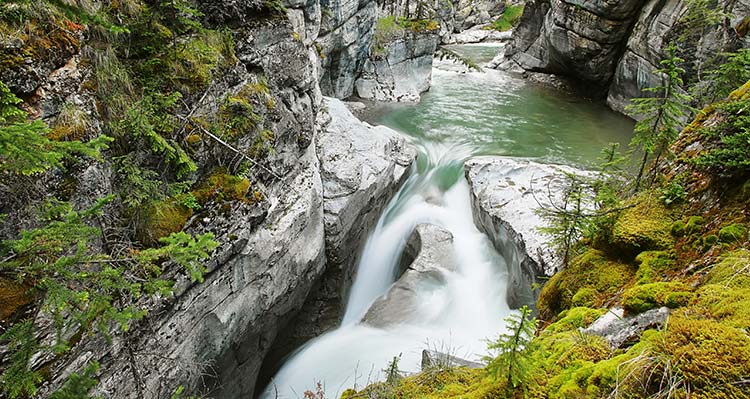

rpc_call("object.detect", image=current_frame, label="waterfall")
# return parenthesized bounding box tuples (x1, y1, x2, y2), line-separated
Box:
(261, 142, 514, 399)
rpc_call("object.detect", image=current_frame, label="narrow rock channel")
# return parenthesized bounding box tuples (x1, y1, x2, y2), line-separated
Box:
(260, 44, 633, 399)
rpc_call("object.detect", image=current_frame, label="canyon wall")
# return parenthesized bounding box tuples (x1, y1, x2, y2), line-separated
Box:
(502, 0, 750, 114)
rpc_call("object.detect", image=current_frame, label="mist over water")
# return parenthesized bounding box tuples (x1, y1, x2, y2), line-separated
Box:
(261, 45, 634, 399)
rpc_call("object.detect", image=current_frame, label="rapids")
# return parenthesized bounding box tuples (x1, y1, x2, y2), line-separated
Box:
(260, 44, 633, 399)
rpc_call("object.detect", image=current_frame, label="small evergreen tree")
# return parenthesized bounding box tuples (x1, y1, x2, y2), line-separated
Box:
(535, 173, 590, 268)
(0, 81, 111, 175)
(485, 306, 537, 391)
(0, 197, 218, 398)
(695, 49, 750, 103)
(627, 43, 693, 190)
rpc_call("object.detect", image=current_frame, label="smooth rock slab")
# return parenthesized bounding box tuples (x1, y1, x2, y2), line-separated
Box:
(583, 307, 670, 348)
(363, 224, 456, 328)
(465, 156, 593, 307)
(262, 97, 416, 371)
(355, 30, 439, 102)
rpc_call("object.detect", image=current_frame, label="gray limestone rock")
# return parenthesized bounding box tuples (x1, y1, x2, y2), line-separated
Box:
(363, 224, 456, 327)
(355, 30, 440, 102)
(464, 156, 594, 307)
(583, 307, 670, 348)
(259, 96, 416, 379)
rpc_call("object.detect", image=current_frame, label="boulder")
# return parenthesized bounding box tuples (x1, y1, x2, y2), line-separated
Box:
(362, 224, 456, 327)
(464, 156, 594, 308)
(583, 307, 670, 348)
(355, 30, 440, 102)
(421, 349, 484, 370)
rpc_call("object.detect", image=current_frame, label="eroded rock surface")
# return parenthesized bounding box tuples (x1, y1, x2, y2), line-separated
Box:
(465, 156, 593, 307)
(355, 30, 440, 102)
(363, 224, 456, 327)
(501, 0, 750, 113)
(260, 97, 416, 376)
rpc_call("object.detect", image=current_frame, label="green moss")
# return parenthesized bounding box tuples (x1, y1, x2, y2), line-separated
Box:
(214, 81, 275, 140)
(621, 281, 694, 314)
(489, 5, 524, 31)
(192, 169, 252, 205)
(670, 220, 686, 237)
(537, 249, 634, 321)
(610, 193, 674, 257)
(694, 250, 750, 329)
(544, 307, 605, 334)
(651, 316, 750, 397)
(571, 287, 596, 307)
(634, 250, 675, 284)
(685, 215, 705, 234)
(140, 198, 193, 244)
(526, 330, 610, 397)
(167, 30, 236, 94)
(718, 223, 747, 243)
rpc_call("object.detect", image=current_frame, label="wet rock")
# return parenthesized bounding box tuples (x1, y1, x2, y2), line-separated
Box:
(355, 30, 440, 102)
(316, 0, 378, 98)
(583, 307, 670, 348)
(446, 26, 513, 44)
(421, 349, 484, 370)
(260, 97, 416, 375)
(464, 156, 594, 308)
(363, 224, 456, 327)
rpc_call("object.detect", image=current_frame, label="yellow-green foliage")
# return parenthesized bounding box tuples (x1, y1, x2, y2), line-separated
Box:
(611, 193, 674, 256)
(621, 281, 694, 314)
(215, 81, 274, 139)
(695, 250, 750, 329)
(168, 30, 236, 94)
(718, 223, 747, 243)
(48, 104, 90, 141)
(346, 367, 505, 399)
(543, 307, 605, 334)
(537, 249, 634, 321)
(634, 250, 675, 283)
(373, 16, 439, 52)
(0, 4, 81, 75)
(191, 169, 252, 205)
(638, 315, 750, 398)
(140, 198, 193, 244)
(525, 311, 611, 397)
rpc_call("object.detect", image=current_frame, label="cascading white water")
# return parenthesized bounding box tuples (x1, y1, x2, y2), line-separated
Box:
(261, 141, 515, 399)
(261, 43, 635, 399)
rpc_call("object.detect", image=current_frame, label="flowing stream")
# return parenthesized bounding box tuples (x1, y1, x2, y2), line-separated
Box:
(261, 44, 633, 399)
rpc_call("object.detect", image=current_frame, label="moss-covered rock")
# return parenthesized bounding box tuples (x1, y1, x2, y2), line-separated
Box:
(634, 250, 675, 284)
(695, 250, 750, 329)
(718, 223, 747, 243)
(140, 198, 193, 245)
(192, 169, 253, 204)
(621, 281, 694, 314)
(537, 249, 634, 321)
(0, 278, 33, 322)
(544, 307, 605, 334)
(610, 194, 674, 257)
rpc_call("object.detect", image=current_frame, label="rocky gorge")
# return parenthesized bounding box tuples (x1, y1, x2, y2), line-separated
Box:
(1, 0, 750, 397)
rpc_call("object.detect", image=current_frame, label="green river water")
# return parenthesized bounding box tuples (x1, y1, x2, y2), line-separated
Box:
(365, 44, 635, 168)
